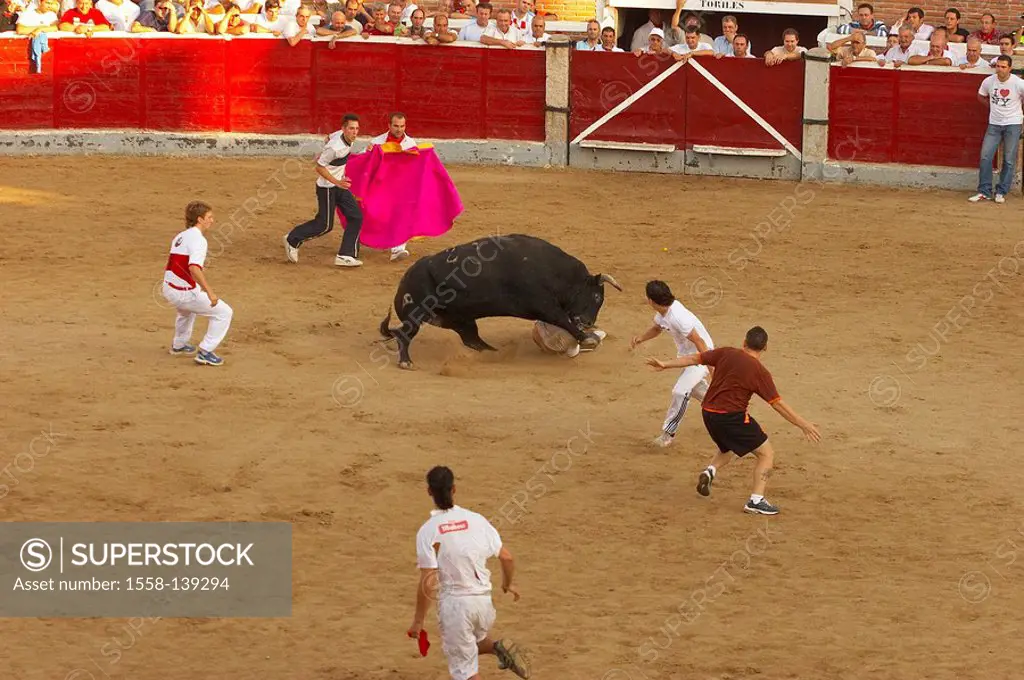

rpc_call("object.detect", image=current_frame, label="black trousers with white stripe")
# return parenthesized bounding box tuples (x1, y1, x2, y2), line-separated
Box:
(287, 185, 363, 258)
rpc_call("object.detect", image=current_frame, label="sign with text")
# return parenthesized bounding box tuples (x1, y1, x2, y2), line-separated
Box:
(0, 523, 291, 617)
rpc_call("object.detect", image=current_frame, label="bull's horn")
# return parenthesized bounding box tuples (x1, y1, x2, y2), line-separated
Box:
(600, 274, 623, 292)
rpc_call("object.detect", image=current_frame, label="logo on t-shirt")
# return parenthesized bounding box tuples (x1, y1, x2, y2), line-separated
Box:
(174, 237, 183, 246)
(438, 520, 469, 534)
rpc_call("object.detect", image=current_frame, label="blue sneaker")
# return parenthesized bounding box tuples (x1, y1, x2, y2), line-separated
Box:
(195, 349, 224, 366)
(170, 344, 197, 355)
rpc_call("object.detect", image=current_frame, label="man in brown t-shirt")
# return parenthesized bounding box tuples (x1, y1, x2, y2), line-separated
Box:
(646, 325, 820, 515)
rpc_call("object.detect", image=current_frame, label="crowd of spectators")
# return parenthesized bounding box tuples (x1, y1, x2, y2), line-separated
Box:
(2, 0, 1022, 66)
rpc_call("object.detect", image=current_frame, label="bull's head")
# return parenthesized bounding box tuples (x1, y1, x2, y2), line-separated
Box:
(570, 273, 623, 330)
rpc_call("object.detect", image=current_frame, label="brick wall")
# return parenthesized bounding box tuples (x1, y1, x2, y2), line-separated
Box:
(865, 0, 1020, 36)
(535, 0, 597, 22)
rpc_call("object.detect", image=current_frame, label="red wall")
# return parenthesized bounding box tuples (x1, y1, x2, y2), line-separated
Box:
(828, 67, 990, 168)
(569, 51, 805, 153)
(0, 37, 546, 141)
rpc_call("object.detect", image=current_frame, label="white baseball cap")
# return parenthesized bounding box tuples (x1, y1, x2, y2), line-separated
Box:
(650, 27, 665, 39)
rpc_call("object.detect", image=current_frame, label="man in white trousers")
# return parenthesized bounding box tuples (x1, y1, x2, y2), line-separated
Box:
(369, 111, 417, 261)
(161, 201, 233, 366)
(630, 279, 714, 447)
(409, 465, 531, 680)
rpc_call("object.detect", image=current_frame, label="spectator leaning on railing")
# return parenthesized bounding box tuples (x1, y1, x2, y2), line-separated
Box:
(958, 36, 991, 72)
(827, 28, 877, 66)
(521, 13, 548, 45)
(878, 24, 914, 67)
(406, 7, 427, 39)
(58, 0, 111, 33)
(283, 4, 316, 44)
(361, 3, 390, 35)
(575, 19, 599, 50)
(96, 0, 140, 32)
(480, 8, 522, 49)
(764, 28, 805, 66)
(722, 33, 755, 58)
(669, 25, 713, 63)
(633, 25, 667, 56)
(631, 8, 674, 51)
(597, 25, 620, 52)
(215, 4, 250, 33)
(456, 1, 490, 42)
(424, 11, 456, 42)
(907, 26, 953, 65)
(16, 0, 61, 35)
(251, 0, 289, 33)
(131, 0, 179, 31)
(837, 3, 888, 37)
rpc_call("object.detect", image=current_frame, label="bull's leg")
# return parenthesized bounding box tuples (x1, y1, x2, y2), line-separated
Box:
(452, 320, 497, 352)
(393, 315, 422, 370)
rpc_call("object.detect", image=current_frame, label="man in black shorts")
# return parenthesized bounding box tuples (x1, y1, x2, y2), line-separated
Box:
(646, 326, 820, 515)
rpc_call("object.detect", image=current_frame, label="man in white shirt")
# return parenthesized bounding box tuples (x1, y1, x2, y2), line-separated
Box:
(575, 18, 600, 49)
(283, 113, 365, 267)
(481, 8, 522, 48)
(957, 37, 992, 72)
(408, 466, 531, 680)
(907, 28, 953, 66)
(251, 0, 290, 33)
(890, 6, 933, 41)
(878, 25, 915, 67)
(631, 280, 715, 448)
(764, 28, 806, 65)
(597, 25, 621, 51)
(161, 201, 234, 367)
(367, 112, 417, 261)
(521, 13, 548, 46)
(968, 56, 1024, 204)
(632, 25, 668, 56)
(282, 5, 316, 43)
(15, 0, 61, 35)
(670, 25, 714, 62)
(509, 0, 532, 34)
(95, 0, 139, 31)
(456, 1, 491, 42)
(630, 7, 674, 51)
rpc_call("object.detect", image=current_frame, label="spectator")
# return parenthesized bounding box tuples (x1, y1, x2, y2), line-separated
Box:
(361, 3, 390, 34)
(879, 24, 915, 66)
(943, 7, 968, 43)
(58, 0, 111, 33)
(179, 0, 218, 32)
(215, 3, 250, 33)
(597, 25, 621, 51)
(386, 1, 406, 34)
(509, 0, 531, 34)
(95, 0, 138, 31)
(283, 4, 315, 43)
(764, 28, 805, 65)
(828, 28, 878, 65)
(883, 32, 898, 53)
(481, 8, 522, 48)
(1, 0, 18, 33)
(969, 13, 1003, 46)
(891, 7, 933, 41)
(722, 33, 755, 58)
(16, 0, 61, 34)
(394, 0, 414, 25)
(670, 6, 712, 45)
(456, 1, 490, 42)
(907, 28, 953, 65)
(576, 19, 600, 50)
(632, 26, 668, 56)
(444, 0, 471, 19)
(989, 36, 1015, 65)
(251, 0, 290, 33)
(405, 7, 426, 38)
(837, 2, 887, 36)
(324, 4, 359, 35)
(968, 55, 1023, 204)
(424, 11, 456, 42)
(133, 0, 179, 30)
(713, 15, 753, 56)
(521, 13, 548, 45)
(958, 36, 991, 71)
(631, 8, 674, 51)
(670, 25, 713, 62)
(310, 0, 340, 22)
(346, 0, 371, 24)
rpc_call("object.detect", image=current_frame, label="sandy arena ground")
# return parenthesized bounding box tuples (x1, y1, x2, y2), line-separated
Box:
(1, 157, 1023, 680)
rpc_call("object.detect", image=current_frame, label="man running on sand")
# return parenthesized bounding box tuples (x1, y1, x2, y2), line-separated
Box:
(646, 325, 820, 515)
(409, 465, 531, 679)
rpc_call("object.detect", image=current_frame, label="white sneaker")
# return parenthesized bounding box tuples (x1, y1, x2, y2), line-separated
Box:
(390, 247, 410, 262)
(994, 194, 1005, 204)
(653, 433, 673, 447)
(283, 235, 299, 263)
(967, 193, 990, 203)
(334, 255, 362, 267)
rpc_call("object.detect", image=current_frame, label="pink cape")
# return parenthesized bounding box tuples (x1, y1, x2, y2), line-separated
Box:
(338, 143, 463, 249)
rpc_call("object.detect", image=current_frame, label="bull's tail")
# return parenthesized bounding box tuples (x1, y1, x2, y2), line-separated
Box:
(379, 307, 395, 340)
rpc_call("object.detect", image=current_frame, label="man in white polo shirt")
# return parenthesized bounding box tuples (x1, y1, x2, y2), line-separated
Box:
(457, 1, 491, 41)
(968, 55, 1024, 205)
(480, 8, 522, 48)
(669, 25, 714, 62)
(630, 279, 715, 448)
(409, 466, 531, 680)
(95, 0, 139, 30)
(161, 201, 234, 367)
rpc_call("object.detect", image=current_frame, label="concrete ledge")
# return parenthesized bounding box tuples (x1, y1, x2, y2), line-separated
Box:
(0, 130, 556, 168)
(569, 143, 801, 180)
(803, 159, 1022, 193)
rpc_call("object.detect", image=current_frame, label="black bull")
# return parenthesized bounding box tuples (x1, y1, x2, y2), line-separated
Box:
(379, 233, 623, 369)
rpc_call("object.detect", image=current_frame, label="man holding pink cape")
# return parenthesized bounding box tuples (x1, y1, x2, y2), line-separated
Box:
(338, 113, 463, 262)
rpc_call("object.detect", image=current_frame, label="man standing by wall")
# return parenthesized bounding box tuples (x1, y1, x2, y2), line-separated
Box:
(283, 113, 365, 267)
(968, 56, 1023, 205)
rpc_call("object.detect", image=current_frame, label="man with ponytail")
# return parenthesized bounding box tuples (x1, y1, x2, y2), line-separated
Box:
(409, 466, 531, 679)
